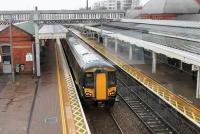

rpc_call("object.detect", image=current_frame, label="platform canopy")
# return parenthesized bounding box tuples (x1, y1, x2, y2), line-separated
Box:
(39, 25, 68, 39)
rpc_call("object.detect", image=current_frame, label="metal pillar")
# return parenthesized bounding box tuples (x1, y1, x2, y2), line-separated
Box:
(92, 32, 95, 39)
(90, 31, 93, 38)
(9, 15, 15, 82)
(129, 44, 133, 61)
(33, 7, 40, 77)
(104, 36, 108, 47)
(196, 67, 200, 98)
(152, 51, 157, 73)
(32, 43, 35, 75)
(115, 38, 118, 53)
(97, 34, 100, 42)
(180, 60, 183, 70)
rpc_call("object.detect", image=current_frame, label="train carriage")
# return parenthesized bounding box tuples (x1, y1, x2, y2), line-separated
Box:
(60, 32, 117, 106)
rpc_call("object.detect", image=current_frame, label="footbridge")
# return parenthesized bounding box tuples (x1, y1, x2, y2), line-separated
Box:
(0, 10, 125, 24)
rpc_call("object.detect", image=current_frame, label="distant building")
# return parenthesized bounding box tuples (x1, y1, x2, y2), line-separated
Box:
(131, 0, 140, 8)
(92, 0, 107, 10)
(120, 0, 132, 10)
(126, 0, 200, 20)
(92, 0, 138, 10)
(106, 0, 119, 10)
(141, 0, 200, 20)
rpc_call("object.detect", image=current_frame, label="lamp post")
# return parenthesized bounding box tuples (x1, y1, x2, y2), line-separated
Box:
(9, 15, 15, 83)
(86, 0, 88, 10)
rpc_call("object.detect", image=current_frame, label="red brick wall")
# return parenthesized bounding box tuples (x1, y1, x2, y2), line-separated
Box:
(0, 26, 33, 73)
(140, 14, 177, 20)
(196, 0, 200, 4)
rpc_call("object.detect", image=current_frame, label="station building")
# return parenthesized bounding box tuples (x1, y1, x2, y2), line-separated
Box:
(126, 0, 200, 20)
(0, 24, 34, 74)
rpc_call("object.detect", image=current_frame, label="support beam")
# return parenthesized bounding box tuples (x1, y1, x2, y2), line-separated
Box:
(32, 43, 35, 75)
(180, 60, 183, 70)
(196, 67, 200, 99)
(33, 7, 40, 77)
(115, 38, 118, 53)
(90, 31, 93, 38)
(97, 34, 100, 42)
(104, 36, 108, 47)
(152, 51, 157, 73)
(129, 44, 133, 61)
(92, 32, 95, 39)
(86, 30, 89, 36)
(34, 23, 40, 77)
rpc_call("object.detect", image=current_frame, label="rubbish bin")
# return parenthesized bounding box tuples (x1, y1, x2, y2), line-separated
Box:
(20, 64, 25, 71)
(16, 64, 20, 73)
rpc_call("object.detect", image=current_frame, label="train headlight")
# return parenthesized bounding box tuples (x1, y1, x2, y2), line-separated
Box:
(108, 87, 116, 97)
(108, 90, 116, 96)
(85, 92, 93, 97)
(84, 88, 94, 97)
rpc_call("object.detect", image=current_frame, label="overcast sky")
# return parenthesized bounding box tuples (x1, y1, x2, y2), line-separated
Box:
(0, 0, 149, 10)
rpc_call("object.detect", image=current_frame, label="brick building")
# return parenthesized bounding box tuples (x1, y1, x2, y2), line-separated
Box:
(141, 0, 200, 20)
(0, 25, 34, 73)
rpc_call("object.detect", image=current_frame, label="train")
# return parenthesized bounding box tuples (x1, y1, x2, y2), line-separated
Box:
(60, 31, 117, 106)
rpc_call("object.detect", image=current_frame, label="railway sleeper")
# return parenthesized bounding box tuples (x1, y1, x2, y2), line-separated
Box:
(153, 128, 173, 134)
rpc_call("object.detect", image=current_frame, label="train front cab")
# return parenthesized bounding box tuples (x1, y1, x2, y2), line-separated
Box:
(83, 68, 117, 105)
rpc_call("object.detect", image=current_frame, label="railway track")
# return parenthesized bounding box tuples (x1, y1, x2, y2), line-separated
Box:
(117, 68, 200, 134)
(109, 111, 124, 134)
(117, 75, 177, 134)
(83, 104, 124, 134)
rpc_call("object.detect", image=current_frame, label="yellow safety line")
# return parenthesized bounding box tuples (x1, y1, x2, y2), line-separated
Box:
(55, 44, 67, 134)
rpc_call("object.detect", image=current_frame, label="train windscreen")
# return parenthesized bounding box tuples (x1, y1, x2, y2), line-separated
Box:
(85, 73, 94, 88)
(108, 71, 116, 87)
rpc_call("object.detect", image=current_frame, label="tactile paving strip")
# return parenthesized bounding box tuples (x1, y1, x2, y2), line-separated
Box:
(56, 39, 90, 134)
(72, 29, 200, 128)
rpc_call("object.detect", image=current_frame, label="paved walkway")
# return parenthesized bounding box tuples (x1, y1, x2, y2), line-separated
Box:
(29, 40, 62, 134)
(106, 44, 200, 109)
(0, 74, 37, 134)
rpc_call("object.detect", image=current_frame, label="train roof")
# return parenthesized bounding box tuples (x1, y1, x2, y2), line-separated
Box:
(66, 33, 114, 70)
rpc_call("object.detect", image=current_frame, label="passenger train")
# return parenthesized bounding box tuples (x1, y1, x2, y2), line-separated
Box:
(60, 32, 117, 106)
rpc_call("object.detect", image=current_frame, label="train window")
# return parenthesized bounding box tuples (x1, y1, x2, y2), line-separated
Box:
(108, 71, 116, 87)
(85, 73, 94, 88)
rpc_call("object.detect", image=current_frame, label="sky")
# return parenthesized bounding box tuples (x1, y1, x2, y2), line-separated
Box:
(0, 0, 149, 10)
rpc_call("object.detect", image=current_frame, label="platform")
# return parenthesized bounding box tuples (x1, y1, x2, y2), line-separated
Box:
(0, 74, 37, 134)
(28, 40, 63, 134)
(71, 29, 200, 127)
(0, 38, 90, 134)
(106, 44, 199, 108)
(29, 39, 90, 134)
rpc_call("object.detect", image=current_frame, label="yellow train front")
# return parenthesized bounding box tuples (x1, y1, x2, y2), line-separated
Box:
(61, 32, 117, 106)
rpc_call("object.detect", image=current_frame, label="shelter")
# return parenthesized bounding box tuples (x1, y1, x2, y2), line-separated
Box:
(0, 25, 34, 73)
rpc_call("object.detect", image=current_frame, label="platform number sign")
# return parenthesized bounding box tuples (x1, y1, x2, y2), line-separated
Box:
(26, 53, 33, 61)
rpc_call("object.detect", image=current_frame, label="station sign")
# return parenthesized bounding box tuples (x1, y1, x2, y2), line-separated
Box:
(26, 53, 33, 61)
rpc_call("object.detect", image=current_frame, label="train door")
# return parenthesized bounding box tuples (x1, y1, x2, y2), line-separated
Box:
(96, 73, 107, 100)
